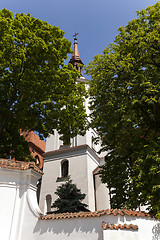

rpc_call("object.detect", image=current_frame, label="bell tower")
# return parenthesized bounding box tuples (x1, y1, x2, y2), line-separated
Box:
(39, 34, 110, 214)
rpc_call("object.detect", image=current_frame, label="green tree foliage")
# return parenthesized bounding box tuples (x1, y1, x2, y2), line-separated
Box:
(86, 2, 160, 217)
(51, 177, 89, 213)
(0, 9, 87, 161)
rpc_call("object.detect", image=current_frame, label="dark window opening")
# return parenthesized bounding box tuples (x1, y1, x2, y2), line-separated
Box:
(46, 194, 52, 213)
(61, 160, 69, 178)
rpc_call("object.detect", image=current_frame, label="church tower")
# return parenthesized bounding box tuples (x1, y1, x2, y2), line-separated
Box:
(39, 34, 110, 214)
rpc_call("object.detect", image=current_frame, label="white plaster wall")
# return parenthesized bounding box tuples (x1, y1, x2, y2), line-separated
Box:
(95, 174, 110, 210)
(69, 154, 89, 206)
(45, 131, 63, 152)
(33, 217, 103, 240)
(77, 134, 87, 146)
(31, 214, 159, 240)
(0, 170, 18, 240)
(40, 140, 110, 214)
(86, 154, 99, 211)
(0, 167, 42, 240)
(0, 169, 33, 240)
(39, 143, 108, 214)
(39, 158, 60, 213)
(74, 128, 102, 152)
(103, 229, 139, 240)
(19, 187, 41, 240)
(46, 130, 91, 151)
(39, 150, 90, 213)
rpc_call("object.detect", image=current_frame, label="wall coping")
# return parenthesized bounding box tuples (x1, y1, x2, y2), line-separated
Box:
(39, 209, 153, 220)
(0, 159, 43, 175)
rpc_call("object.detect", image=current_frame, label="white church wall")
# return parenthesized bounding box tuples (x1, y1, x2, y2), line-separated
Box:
(86, 153, 99, 211)
(94, 174, 110, 210)
(69, 152, 89, 206)
(40, 141, 111, 214)
(39, 143, 108, 214)
(102, 215, 160, 240)
(103, 228, 138, 240)
(39, 158, 60, 213)
(45, 113, 104, 158)
(33, 217, 103, 240)
(39, 146, 91, 213)
(32, 213, 159, 240)
(45, 131, 63, 152)
(0, 163, 42, 240)
(0, 169, 19, 240)
(77, 134, 87, 146)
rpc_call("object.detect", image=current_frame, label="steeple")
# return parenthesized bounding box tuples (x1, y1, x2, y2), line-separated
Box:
(69, 33, 84, 76)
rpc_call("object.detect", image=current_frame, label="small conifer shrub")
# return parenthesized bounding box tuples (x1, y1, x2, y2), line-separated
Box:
(51, 177, 89, 213)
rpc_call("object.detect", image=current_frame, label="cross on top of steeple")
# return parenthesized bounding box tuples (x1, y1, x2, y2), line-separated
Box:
(73, 32, 79, 39)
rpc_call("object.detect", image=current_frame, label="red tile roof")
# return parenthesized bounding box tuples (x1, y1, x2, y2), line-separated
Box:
(23, 131, 46, 152)
(0, 159, 43, 174)
(39, 209, 152, 220)
(102, 221, 138, 230)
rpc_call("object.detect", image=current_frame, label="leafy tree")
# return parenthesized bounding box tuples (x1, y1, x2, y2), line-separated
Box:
(51, 177, 89, 213)
(86, 3, 160, 217)
(0, 9, 87, 161)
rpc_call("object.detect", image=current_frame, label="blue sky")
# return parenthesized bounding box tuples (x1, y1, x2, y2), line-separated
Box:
(0, 0, 158, 75)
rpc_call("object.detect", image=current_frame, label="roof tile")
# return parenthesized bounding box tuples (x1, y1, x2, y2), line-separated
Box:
(39, 209, 152, 220)
(102, 221, 138, 230)
(0, 159, 43, 174)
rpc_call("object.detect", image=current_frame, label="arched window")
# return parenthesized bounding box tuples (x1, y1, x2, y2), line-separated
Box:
(46, 194, 52, 213)
(35, 155, 40, 166)
(61, 160, 69, 178)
